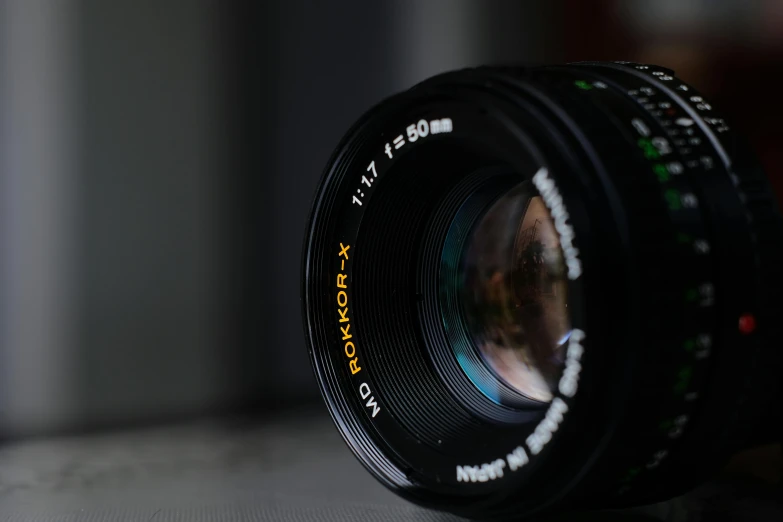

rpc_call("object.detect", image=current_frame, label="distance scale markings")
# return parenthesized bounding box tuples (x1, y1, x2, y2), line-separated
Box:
(627, 65, 732, 163)
(622, 76, 721, 494)
(351, 117, 453, 207)
(626, 84, 717, 239)
(630, 133, 714, 491)
(577, 79, 718, 317)
(573, 69, 719, 495)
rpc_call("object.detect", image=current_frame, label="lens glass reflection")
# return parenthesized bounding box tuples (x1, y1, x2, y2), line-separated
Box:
(458, 182, 570, 403)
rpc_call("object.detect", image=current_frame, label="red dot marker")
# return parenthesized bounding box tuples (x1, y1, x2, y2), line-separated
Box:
(738, 313, 756, 334)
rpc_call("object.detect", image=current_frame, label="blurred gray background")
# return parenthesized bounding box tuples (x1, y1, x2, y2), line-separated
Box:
(1, 0, 782, 439)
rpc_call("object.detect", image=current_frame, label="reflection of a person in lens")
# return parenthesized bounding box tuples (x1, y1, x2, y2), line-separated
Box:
(479, 196, 569, 401)
(511, 219, 563, 387)
(515, 197, 569, 381)
(462, 191, 569, 402)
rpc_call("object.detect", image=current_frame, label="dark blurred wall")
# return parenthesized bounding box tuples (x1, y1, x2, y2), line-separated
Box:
(2, 0, 229, 436)
(75, 0, 228, 427)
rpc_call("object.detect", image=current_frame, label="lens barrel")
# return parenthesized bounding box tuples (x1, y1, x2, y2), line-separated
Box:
(301, 62, 783, 520)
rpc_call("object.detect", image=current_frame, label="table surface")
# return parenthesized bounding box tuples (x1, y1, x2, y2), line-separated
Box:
(0, 408, 778, 521)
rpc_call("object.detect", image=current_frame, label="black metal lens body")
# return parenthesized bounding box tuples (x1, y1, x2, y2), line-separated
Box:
(301, 62, 783, 520)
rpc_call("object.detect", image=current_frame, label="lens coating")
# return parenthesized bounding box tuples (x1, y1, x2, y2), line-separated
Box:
(456, 182, 570, 403)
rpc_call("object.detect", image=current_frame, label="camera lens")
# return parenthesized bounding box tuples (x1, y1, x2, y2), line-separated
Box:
(301, 62, 783, 520)
(443, 182, 570, 404)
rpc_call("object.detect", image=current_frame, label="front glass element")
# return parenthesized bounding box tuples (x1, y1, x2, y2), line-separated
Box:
(456, 182, 571, 403)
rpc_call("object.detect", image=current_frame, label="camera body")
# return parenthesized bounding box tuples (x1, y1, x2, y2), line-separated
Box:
(302, 62, 782, 520)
